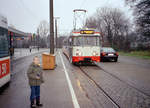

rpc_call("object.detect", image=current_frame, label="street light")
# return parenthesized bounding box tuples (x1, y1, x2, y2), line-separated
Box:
(54, 17, 60, 51)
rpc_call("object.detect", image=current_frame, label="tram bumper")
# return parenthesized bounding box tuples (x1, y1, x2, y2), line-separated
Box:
(72, 56, 100, 62)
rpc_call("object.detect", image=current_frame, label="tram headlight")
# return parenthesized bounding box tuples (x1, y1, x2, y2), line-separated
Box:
(93, 51, 98, 56)
(93, 52, 96, 56)
(76, 52, 82, 56)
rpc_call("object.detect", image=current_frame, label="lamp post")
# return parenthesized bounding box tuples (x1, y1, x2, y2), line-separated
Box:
(54, 17, 60, 51)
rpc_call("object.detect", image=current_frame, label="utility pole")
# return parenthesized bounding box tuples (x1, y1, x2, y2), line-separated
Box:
(54, 17, 60, 51)
(37, 28, 40, 51)
(50, 0, 54, 54)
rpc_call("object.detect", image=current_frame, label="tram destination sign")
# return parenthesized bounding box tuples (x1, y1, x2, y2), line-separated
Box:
(80, 30, 95, 34)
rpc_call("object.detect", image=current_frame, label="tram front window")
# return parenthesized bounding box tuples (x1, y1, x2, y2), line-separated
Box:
(0, 27, 9, 58)
(73, 36, 100, 46)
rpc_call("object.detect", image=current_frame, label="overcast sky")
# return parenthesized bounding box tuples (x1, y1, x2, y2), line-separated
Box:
(0, 0, 132, 34)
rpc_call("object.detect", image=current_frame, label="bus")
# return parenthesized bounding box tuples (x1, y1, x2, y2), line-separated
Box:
(63, 28, 102, 65)
(0, 14, 10, 87)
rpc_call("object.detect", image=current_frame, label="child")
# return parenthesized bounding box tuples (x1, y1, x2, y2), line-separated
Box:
(27, 56, 44, 108)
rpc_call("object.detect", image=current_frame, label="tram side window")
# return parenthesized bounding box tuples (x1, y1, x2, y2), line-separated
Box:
(69, 38, 72, 46)
(0, 27, 9, 58)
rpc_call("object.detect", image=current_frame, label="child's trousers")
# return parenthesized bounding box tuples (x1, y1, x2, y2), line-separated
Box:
(30, 86, 40, 101)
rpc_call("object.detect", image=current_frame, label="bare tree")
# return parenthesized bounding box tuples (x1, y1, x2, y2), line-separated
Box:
(125, 0, 150, 38)
(37, 20, 49, 37)
(85, 7, 132, 50)
(37, 20, 49, 48)
(85, 16, 97, 29)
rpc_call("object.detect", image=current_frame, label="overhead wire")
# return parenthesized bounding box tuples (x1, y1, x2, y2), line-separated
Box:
(80, 0, 88, 9)
(17, 0, 40, 22)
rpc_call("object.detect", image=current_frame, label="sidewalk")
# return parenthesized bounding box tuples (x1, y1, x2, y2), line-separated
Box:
(0, 50, 75, 108)
(40, 52, 74, 108)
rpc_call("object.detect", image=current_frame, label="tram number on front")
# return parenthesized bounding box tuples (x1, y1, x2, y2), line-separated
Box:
(80, 30, 95, 34)
(0, 63, 7, 77)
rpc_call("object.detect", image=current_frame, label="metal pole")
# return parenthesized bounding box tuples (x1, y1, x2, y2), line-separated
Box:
(37, 28, 40, 51)
(54, 17, 60, 51)
(50, 0, 54, 54)
(55, 19, 57, 50)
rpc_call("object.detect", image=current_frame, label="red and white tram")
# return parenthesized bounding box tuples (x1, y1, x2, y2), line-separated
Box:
(0, 14, 10, 87)
(63, 28, 102, 65)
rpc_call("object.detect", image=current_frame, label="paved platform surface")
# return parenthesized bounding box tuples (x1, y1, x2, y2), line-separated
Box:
(0, 51, 75, 108)
(0, 50, 150, 108)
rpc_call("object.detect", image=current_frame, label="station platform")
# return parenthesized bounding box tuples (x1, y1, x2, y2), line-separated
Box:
(0, 51, 90, 108)
(0, 50, 150, 108)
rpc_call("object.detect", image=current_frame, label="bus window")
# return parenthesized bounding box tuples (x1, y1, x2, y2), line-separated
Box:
(0, 27, 9, 58)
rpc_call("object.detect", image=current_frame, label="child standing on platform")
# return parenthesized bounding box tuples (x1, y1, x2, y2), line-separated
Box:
(27, 56, 44, 108)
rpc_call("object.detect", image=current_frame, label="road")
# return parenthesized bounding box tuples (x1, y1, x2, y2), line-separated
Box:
(0, 50, 150, 108)
(62, 53, 150, 108)
(97, 55, 150, 95)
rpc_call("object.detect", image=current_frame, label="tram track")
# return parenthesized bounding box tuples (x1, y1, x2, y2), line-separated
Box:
(95, 63, 150, 98)
(62, 51, 150, 107)
(78, 66, 120, 108)
(78, 64, 150, 108)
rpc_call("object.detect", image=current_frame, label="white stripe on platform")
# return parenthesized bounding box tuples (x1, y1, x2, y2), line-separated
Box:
(59, 52, 80, 108)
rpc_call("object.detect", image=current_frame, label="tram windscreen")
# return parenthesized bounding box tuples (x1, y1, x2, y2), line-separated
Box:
(73, 36, 100, 46)
(0, 27, 9, 58)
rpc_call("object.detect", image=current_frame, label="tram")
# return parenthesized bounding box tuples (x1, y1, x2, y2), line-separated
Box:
(63, 28, 102, 65)
(0, 14, 10, 87)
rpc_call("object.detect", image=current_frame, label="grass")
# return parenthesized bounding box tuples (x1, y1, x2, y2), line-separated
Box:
(119, 51, 150, 59)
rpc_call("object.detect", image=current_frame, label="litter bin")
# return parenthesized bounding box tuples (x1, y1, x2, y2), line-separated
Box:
(42, 53, 55, 70)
